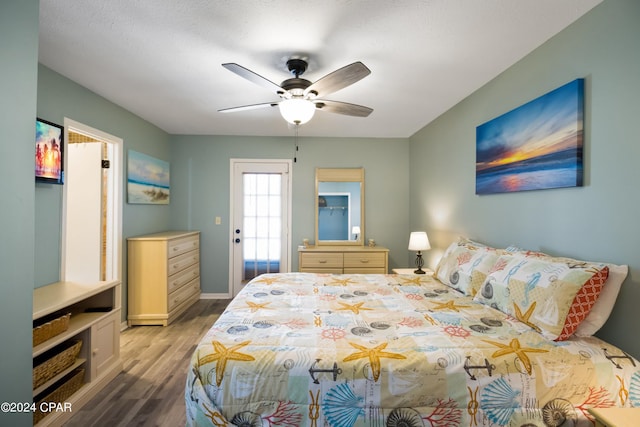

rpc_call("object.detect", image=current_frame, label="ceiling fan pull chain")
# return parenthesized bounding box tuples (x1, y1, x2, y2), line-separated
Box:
(293, 124, 299, 163)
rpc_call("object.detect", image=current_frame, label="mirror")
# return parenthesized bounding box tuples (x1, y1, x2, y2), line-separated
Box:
(315, 168, 364, 246)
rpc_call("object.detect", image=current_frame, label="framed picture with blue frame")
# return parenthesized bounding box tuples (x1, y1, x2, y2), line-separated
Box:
(35, 118, 64, 184)
(475, 78, 584, 195)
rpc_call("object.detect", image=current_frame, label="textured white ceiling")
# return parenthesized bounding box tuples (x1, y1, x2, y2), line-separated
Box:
(38, 0, 601, 138)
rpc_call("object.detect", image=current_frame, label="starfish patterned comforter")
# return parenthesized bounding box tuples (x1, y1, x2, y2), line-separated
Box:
(186, 273, 639, 427)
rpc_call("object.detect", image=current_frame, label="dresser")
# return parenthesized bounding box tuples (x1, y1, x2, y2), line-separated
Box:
(127, 231, 200, 326)
(298, 245, 389, 274)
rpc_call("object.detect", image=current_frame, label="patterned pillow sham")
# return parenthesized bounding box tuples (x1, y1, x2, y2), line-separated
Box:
(434, 237, 507, 297)
(507, 250, 621, 338)
(556, 266, 609, 340)
(574, 263, 627, 337)
(472, 252, 608, 341)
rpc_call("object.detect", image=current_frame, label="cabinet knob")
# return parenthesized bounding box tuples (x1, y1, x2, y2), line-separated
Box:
(93, 348, 99, 356)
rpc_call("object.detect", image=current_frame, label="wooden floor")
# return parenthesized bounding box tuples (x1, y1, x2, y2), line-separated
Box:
(64, 299, 231, 427)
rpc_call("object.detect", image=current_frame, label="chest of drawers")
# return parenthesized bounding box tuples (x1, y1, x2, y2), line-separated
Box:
(298, 246, 389, 274)
(127, 231, 200, 326)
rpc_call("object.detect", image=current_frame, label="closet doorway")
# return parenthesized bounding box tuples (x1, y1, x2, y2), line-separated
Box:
(61, 119, 123, 283)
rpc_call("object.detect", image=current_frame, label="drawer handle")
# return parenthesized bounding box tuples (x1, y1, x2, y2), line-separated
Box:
(360, 259, 370, 263)
(319, 260, 327, 264)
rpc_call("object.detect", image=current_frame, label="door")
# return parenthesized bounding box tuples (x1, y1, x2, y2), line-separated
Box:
(230, 159, 292, 296)
(62, 119, 122, 283)
(64, 141, 103, 281)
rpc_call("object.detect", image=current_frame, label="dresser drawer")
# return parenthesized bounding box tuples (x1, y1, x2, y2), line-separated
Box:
(168, 277, 200, 312)
(168, 234, 199, 258)
(168, 249, 199, 274)
(344, 267, 387, 274)
(300, 252, 343, 269)
(168, 262, 200, 293)
(300, 267, 344, 274)
(344, 252, 386, 268)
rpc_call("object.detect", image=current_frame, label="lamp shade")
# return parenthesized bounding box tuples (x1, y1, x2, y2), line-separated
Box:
(279, 99, 316, 125)
(351, 226, 361, 234)
(408, 231, 430, 251)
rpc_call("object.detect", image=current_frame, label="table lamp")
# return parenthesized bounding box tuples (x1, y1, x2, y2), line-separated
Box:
(408, 231, 430, 274)
(352, 226, 361, 240)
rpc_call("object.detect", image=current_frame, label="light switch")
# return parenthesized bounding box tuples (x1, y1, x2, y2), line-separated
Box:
(215, 216, 221, 225)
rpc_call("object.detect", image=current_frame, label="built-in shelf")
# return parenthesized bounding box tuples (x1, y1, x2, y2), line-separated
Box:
(33, 280, 122, 426)
(33, 358, 86, 397)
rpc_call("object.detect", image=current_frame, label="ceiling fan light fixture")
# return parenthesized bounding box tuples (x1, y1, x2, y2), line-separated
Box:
(279, 98, 316, 125)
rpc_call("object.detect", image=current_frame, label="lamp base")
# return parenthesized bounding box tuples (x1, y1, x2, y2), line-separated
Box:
(414, 251, 426, 275)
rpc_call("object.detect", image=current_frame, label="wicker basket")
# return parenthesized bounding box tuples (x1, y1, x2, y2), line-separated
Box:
(33, 312, 71, 347)
(33, 368, 85, 424)
(33, 340, 82, 390)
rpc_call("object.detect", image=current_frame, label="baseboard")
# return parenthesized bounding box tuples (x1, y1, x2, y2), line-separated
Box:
(200, 292, 232, 299)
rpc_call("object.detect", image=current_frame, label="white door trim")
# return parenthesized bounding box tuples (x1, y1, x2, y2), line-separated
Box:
(61, 118, 123, 283)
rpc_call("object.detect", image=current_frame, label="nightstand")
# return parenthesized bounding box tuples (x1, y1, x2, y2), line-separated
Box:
(392, 268, 433, 275)
(588, 408, 640, 427)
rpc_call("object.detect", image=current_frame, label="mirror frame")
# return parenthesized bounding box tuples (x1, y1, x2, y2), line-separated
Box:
(315, 168, 364, 246)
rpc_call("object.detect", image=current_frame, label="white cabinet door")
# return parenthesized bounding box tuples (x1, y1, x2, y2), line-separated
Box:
(90, 310, 120, 380)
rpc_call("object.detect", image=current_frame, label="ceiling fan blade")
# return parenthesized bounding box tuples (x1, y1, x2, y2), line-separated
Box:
(222, 63, 286, 95)
(313, 100, 373, 117)
(304, 62, 371, 98)
(218, 102, 279, 113)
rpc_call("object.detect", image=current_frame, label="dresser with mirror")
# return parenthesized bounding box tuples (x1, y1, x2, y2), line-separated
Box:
(298, 167, 389, 273)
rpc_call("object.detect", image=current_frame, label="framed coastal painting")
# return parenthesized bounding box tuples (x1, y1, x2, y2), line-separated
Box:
(127, 150, 170, 204)
(475, 78, 584, 194)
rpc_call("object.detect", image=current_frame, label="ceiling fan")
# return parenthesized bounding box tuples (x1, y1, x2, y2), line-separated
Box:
(218, 58, 373, 125)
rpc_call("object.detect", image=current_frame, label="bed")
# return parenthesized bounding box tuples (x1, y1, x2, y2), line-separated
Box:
(186, 239, 639, 427)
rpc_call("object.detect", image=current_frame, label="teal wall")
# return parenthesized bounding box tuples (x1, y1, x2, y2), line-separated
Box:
(409, 0, 640, 358)
(0, 1, 38, 424)
(35, 65, 173, 288)
(169, 135, 410, 294)
(3, 0, 637, 417)
(35, 66, 173, 333)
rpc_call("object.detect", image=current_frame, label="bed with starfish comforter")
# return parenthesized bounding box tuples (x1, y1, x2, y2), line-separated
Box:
(186, 238, 639, 427)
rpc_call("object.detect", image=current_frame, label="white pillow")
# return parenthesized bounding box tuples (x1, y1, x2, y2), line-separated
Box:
(574, 263, 628, 337)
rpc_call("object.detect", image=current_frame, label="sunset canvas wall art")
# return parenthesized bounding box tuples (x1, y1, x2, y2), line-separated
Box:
(476, 79, 584, 194)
